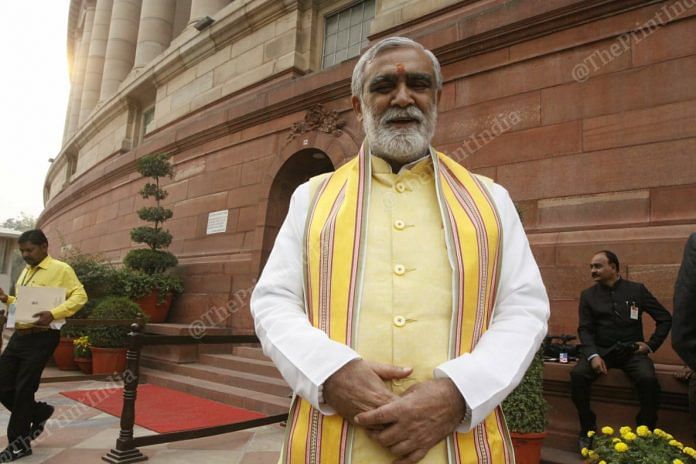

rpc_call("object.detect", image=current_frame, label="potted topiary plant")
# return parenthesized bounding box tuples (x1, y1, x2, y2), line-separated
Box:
(73, 335, 92, 374)
(113, 268, 183, 322)
(87, 296, 146, 374)
(502, 346, 549, 464)
(123, 153, 183, 322)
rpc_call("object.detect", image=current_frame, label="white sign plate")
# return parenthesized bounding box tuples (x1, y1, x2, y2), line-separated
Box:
(206, 210, 229, 235)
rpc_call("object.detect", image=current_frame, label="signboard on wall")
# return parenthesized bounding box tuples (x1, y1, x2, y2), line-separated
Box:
(206, 210, 229, 235)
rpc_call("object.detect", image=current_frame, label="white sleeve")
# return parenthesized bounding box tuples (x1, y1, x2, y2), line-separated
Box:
(433, 182, 550, 431)
(250, 182, 361, 413)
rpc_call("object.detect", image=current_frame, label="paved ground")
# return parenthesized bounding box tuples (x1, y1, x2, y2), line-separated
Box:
(0, 366, 580, 463)
(0, 368, 284, 464)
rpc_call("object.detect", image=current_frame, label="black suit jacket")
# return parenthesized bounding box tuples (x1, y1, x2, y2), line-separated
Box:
(673, 233, 696, 371)
(578, 278, 672, 359)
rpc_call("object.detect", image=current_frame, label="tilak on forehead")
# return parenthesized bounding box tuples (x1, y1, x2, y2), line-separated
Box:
(396, 63, 405, 74)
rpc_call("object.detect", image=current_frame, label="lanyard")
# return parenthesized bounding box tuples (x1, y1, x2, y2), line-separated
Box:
(20, 267, 39, 287)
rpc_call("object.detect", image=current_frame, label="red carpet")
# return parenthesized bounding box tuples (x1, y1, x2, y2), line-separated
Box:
(61, 384, 265, 433)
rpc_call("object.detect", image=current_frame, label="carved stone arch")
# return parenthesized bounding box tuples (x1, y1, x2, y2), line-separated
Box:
(250, 114, 361, 276)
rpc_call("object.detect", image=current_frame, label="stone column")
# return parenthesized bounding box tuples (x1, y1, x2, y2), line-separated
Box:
(133, 0, 177, 68)
(99, 0, 142, 101)
(78, 0, 114, 125)
(65, 2, 96, 139)
(188, 0, 228, 24)
(63, 33, 82, 143)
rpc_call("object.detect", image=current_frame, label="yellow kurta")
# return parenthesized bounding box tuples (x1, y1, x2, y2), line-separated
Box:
(352, 156, 451, 462)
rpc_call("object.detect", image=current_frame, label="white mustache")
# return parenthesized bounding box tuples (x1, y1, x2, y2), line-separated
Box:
(380, 106, 424, 125)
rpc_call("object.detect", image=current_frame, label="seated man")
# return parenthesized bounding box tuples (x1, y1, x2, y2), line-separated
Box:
(571, 250, 672, 452)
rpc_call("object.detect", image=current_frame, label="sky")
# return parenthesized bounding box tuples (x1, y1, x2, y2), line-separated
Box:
(0, 1, 71, 223)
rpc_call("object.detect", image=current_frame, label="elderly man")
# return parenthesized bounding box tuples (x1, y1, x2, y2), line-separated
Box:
(673, 233, 696, 441)
(0, 229, 87, 462)
(571, 250, 671, 452)
(251, 37, 549, 463)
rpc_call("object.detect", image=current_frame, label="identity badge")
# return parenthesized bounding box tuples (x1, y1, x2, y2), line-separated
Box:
(630, 304, 639, 320)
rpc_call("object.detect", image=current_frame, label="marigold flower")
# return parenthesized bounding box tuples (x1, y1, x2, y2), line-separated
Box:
(683, 446, 696, 457)
(669, 439, 684, 450)
(673, 459, 684, 464)
(587, 430, 595, 437)
(654, 428, 665, 436)
(623, 432, 637, 441)
(612, 438, 622, 443)
(588, 451, 598, 460)
(620, 426, 632, 435)
(599, 461, 607, 464)
(614, 442, 629, 452)
(602, 426, 614, 435)
(636, 425, 650, 437)
(581, 448, 588, 457)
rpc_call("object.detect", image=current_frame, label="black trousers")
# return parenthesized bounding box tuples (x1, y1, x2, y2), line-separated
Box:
(570, 352, 660, 435)
(0, 330, 60, 447)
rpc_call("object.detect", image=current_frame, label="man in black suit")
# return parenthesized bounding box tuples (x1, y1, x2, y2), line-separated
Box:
(672, 233, 696, 441)
(571, 250, 672, 451)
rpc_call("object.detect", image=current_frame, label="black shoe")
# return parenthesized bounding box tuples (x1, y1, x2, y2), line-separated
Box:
(30, 403, 54, 440)
(0, 446, 32, 462)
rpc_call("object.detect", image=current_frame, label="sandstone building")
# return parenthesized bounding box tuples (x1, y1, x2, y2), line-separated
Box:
(42, 0, 696, 452)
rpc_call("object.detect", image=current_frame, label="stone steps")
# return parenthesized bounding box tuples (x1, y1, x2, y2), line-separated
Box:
(198, 353, 284, 378)
(140, 357, 292, 397)
(140, 367, 290, 416)
(139, 342, 291, 417)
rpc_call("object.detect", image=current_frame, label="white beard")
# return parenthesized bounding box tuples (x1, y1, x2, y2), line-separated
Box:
(363, 103, 437, 164)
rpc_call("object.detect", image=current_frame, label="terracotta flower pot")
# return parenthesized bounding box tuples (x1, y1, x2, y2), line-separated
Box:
(53, 337, 79, 370)
(74, 356, 93, 374)
(510, 431, 547, 464)
(91, 346, 127, 375)
(136, 290, 173, 323)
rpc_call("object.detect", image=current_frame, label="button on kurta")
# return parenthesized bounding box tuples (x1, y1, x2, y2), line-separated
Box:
(393, 315, 406, 327)
(394, 220, 405, 230)
(395, 182, 406, 193)
(393, 264, 406, 275)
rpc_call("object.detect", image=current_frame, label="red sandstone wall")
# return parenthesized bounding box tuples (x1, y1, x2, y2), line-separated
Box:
(39, 1, 696, 364)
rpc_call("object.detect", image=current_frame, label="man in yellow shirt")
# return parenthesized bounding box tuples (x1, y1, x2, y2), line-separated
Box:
(0, 229, 87, 462)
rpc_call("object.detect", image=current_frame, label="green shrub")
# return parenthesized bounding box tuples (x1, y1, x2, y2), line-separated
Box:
(114, 268, 183, 303)
(60, 250, 115, 338)
(62, 250, 117, 299)
(502, 346, 548, 433)
(87, 296, 146, 348)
